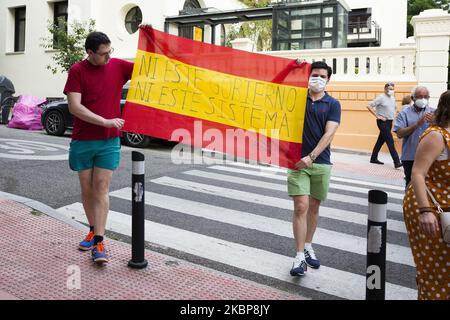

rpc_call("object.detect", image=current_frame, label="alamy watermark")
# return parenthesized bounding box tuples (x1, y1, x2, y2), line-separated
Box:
(66, 265, 81, 290)
(169, 121, 282, 167)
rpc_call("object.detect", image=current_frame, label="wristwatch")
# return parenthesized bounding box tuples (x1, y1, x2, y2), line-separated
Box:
(309, 153, 317, 162)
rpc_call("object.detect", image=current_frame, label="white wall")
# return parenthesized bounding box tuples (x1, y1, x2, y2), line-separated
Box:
(345, 0, 408, 47)
(0, 0, 72, 98)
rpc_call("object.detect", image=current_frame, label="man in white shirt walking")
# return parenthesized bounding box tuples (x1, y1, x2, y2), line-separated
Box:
(367, 83, 402, 169)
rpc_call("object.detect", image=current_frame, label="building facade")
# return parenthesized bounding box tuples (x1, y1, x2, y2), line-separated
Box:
(0, 0, 407, 99)
(0, 0, 243, 98)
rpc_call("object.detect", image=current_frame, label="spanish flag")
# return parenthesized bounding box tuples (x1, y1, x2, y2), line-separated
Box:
(123, 26, 310, 169)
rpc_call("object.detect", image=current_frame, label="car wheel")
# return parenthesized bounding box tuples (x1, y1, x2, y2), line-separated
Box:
(122, 132, 151, 148)
(44, 110, 66, 136)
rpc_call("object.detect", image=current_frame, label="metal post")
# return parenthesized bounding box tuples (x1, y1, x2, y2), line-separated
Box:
(211, 24, 216, 45)
(128, 151, 148, 269)
(366, 190, 387, 300)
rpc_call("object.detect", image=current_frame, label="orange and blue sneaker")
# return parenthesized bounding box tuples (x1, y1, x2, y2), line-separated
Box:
(91, 242, 109, 264)
(78, 231, 94, 251)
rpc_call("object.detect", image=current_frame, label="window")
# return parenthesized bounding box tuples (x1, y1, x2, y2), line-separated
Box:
(348, 8, 371, 35)
(125, 6, 142, 34)
(322, 40, 332, 48)
(291, 19, 302, 30)
(324, 16, 333, 28)
(53, 1, 68, 49)
(272, 2, 348, 51)
(14, 7, 26, 52)
(180, 0, 201, 40)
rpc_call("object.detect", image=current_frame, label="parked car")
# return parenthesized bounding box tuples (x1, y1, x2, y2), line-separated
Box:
(41, 84, 152, 148)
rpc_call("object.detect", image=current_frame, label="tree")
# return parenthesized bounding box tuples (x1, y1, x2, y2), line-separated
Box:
(40, 19, 96, 74)
(435, 0, 450, 10)
(407, 0, 450, 89)
(226, 0, 273, 51)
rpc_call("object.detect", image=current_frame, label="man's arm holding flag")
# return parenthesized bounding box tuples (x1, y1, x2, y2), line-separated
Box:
(295, 121, 340, 170)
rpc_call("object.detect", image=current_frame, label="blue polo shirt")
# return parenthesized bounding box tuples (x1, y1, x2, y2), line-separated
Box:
(393, 105, 435, 161)
(301, 93, 341, 165)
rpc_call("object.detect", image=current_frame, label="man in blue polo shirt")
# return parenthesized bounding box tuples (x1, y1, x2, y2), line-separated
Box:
(287, 61, 341, 277)
(394, 86, 434, 188)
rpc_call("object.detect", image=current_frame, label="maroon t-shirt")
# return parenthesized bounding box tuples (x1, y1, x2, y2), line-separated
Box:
(63, 58, 134, 140)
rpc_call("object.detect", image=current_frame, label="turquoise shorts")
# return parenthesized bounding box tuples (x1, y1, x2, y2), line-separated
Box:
(287, 164, 332, 201)
(69, 138, 121, 172)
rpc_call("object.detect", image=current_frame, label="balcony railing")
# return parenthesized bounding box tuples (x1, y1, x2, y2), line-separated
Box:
(264, 46, 417, 81)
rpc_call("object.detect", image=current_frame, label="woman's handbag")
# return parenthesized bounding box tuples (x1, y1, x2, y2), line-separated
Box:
(426, 187, 450, 243)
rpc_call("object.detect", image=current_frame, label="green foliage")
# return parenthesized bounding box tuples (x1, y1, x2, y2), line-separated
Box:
(226, 0, 273, 51)
(407, 0, 450, 89)
(239, 0, 272, 8)
(407, 0, 450, 37)
(40, 19, 96, 74)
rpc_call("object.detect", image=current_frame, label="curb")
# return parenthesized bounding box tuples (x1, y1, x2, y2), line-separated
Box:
(0, 191, 87, 232)
(331, 147, 372, 156)
(0, 289, 20, 300)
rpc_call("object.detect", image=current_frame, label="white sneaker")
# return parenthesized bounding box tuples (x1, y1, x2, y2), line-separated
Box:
(304, 248, 320, 269)
(290, 256, 307, 276)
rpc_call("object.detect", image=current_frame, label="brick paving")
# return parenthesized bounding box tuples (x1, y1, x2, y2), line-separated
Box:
(0, 199, 304, 300)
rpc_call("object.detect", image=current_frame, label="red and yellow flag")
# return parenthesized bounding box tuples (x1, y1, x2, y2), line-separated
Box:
(122, 26, 310, 169)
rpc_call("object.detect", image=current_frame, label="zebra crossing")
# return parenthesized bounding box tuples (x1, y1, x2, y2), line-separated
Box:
(57, 161, 418, 300)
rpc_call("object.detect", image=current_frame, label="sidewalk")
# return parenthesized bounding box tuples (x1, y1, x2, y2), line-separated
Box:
(0, 198, 305, 300)
(0, 149, 405, 300)
(331, 149, 405, 186)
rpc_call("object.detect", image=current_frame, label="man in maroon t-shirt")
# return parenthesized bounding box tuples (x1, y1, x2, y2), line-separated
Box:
(64, 31, 133, 264)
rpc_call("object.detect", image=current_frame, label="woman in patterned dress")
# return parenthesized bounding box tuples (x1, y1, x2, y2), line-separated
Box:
(403, 90, 450, 300)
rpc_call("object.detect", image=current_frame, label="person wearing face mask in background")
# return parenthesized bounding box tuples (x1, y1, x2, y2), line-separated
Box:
(401, 95, 414, 111)
(367, 83, 403, 168)
(394, 86, 435, 188)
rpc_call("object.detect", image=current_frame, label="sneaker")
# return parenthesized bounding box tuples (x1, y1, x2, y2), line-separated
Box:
(290, 257, 307, 276)
(304, 248, 320, 269)
(78, 231, 94, 251)
(91, 242, 109, 264)
(370, 159, 384, 165)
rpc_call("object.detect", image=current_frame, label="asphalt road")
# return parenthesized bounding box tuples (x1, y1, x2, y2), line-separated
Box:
(0, 125, 201, 208)
(0, 125, 417, 300)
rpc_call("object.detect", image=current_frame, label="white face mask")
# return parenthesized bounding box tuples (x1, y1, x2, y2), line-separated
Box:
(309, 76, 327, 93)
(415, 98, 428, 109)
(388, 90, 395, 96)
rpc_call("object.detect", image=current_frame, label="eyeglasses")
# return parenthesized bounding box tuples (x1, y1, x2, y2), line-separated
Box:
(96, 47, 114, 57)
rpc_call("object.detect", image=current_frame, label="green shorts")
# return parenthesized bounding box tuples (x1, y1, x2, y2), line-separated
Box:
(69, 138, 121, 172)
(287, 164, 332, 201)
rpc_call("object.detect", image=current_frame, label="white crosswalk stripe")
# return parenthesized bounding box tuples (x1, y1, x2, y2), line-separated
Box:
(220, 161, 406, 191)
(57, 163, 416, 300)
(57, 202, 416, 300)
(152, 175, 404, 222)
(156, 169, 407, 233)
(210, 165, 406, 194)
(184, 169, 405, 203)
(110, 188, 412, 266)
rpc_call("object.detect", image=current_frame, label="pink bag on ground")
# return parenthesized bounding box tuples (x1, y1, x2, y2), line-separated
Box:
(7, 95, 47, 130)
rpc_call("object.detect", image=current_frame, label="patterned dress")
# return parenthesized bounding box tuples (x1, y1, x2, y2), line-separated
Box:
(403, 126, 450, 300)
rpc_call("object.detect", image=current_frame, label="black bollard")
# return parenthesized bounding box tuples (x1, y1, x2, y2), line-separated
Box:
(128, 151, 148, 269)
(366, 190, 387, 300)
